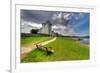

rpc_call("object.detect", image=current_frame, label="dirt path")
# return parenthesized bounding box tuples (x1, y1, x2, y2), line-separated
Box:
(21, 37, 57, 55)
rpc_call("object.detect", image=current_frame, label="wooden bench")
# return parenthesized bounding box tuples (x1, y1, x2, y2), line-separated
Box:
(36, 44, 55, 55)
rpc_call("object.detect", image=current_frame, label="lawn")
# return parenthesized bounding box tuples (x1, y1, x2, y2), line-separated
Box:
(21, 37, 89, 63)
(21, 36, 53, 46)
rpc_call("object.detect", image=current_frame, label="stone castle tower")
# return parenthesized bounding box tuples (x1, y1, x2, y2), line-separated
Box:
(38, 21, 52, 35)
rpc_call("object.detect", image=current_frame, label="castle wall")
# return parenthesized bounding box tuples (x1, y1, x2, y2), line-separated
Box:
(38, 22, 52, 35)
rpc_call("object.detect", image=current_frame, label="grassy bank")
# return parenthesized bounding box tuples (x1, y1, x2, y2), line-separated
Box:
(21, 36, 53, 46)
(21, 37, 89, 63)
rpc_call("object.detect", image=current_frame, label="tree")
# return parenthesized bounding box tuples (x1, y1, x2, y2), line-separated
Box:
(30, 29, 38, 34)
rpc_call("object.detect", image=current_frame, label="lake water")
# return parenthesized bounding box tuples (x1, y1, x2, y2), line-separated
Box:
(80, 38, 89, 45)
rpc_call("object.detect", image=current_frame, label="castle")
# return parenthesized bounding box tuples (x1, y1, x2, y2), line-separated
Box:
(38, 21, 52, 35)
(21, 20, 58, 36)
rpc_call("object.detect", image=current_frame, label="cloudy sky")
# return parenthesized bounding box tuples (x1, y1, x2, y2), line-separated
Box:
(21, 9, 89, 36)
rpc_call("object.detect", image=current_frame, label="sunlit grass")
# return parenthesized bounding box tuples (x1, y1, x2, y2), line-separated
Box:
(21, 36, 53, 46)
(21, 37, 89, 63)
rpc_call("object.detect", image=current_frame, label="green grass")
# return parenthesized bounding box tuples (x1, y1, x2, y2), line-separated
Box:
(21, 49, 47, 62)
(21, 36, 52, 45)
(21, 37, 89, 63)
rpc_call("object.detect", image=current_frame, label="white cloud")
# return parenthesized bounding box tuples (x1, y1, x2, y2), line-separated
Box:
(52, 12, 62, 20)
(63, 13, 73, 20)
(52, 24, 76, 36)
(21, 21, 42, 33)
(52, 12, 72, 20)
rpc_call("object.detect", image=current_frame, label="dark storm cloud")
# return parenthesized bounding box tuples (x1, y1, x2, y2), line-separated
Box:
(21, 10, 71, 25)
(21, 10, 55, 24)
